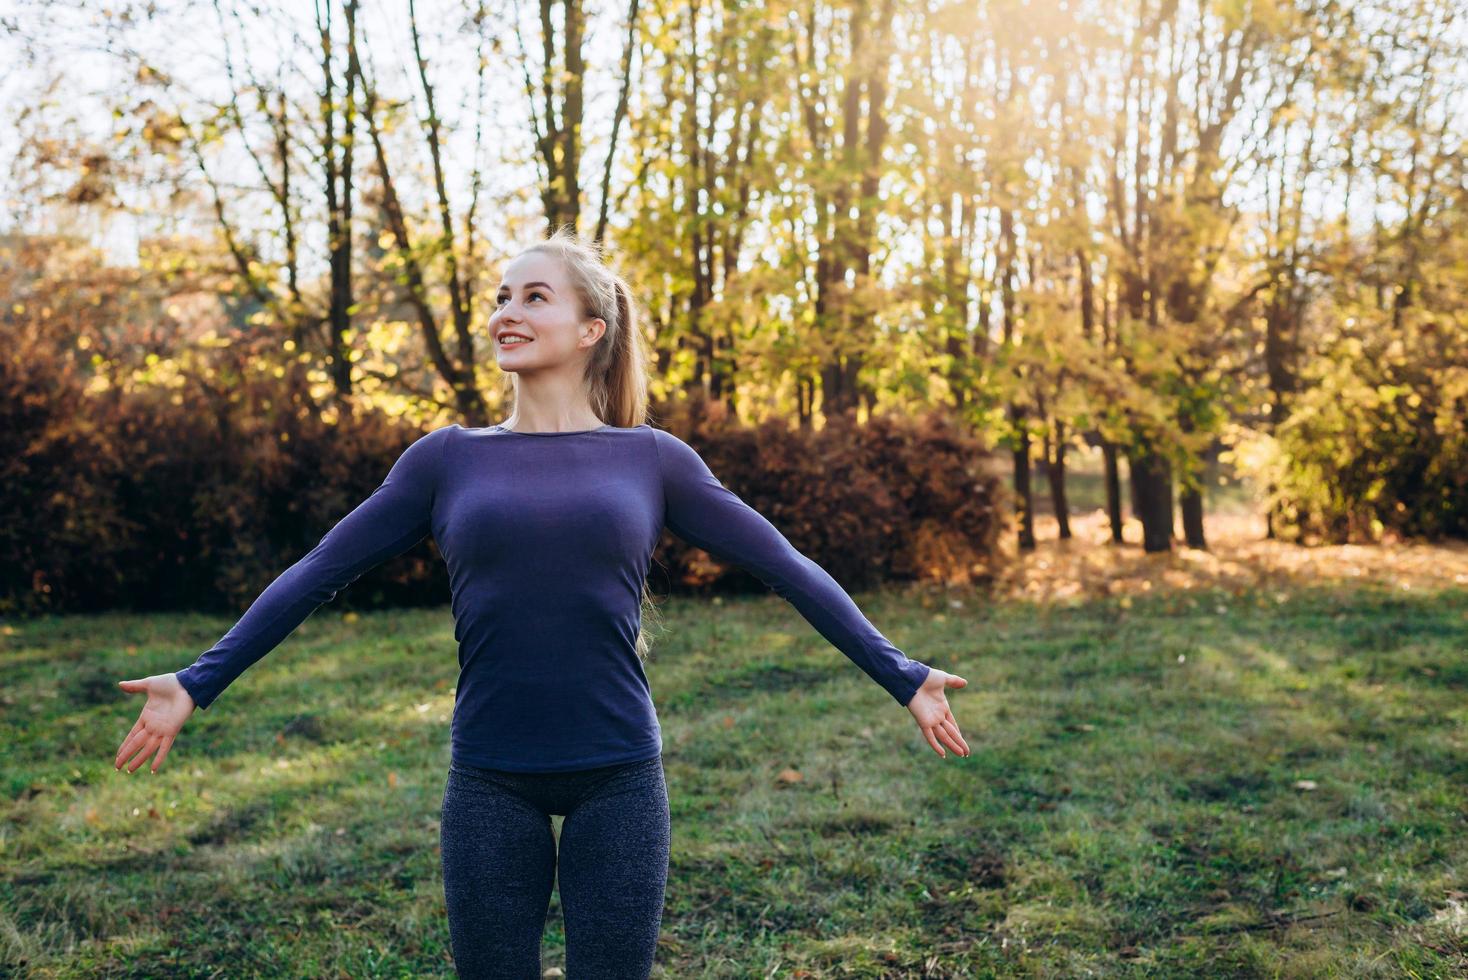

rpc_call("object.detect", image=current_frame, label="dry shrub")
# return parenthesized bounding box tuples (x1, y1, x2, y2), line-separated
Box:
(649, 396, 1003, 594)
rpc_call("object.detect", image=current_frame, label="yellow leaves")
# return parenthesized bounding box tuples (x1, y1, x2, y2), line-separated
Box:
(776, 768, 804, 785)
(130, 353, 187, 390)
(1374, 384, 1401, 404)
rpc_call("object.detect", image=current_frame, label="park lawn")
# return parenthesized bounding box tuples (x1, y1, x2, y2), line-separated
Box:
(2, 573, 1466, 977)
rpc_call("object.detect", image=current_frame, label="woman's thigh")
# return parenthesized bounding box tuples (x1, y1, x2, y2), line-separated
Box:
(555, 755, 671, 980)
(439, 766, 557, 979)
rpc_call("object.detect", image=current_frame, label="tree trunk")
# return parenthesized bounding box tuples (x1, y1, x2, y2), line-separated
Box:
(1129, 449, 1173, 553)
(1177, 416, 1207, 549)
(352, 28, 488, 424)
(1102, 440, 1124, 543)
(593, 0, 641, 245)
(1047, 431, 1071, 540)
(321, 1, 356, 402)
(1180, 484, 1206, 549)
(1013, 420, 1036, 551)
(1128, 453, 1144, 527)
(534, 0, 585, 233)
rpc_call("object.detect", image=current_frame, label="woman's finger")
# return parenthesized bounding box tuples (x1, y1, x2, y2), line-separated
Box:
(116, 717, 143, 753)
(941, 718, 970, 756)
(935, 725, 965, 757)
(943, 709, 971, 752)
(122, 733, 160, 773)
(922, 726, 946, 758)
(117, 723, 153, 769)
(949, 724, 970, 756)
(128, 736, 161, 774)
(152, 733, 177, 773)
(118, 739, 147, 773)
(115, 722, 147, 769)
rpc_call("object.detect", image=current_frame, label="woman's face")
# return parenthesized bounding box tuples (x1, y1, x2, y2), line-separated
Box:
(489, 251, 604, 374)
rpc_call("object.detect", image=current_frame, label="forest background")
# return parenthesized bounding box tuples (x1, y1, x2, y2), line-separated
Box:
(4, 0, 1466, 616)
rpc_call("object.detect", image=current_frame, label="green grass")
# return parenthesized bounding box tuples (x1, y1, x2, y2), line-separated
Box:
(3, 580, 1467, 977)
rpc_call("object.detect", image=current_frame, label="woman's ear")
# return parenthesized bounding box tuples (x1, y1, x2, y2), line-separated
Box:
(580, 317, 607, 347)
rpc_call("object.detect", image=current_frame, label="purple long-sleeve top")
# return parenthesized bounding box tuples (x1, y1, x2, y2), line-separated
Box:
(173, 423, 932, 772)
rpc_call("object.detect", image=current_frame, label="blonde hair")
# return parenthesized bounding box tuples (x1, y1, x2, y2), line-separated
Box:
(499, 226, 664, 660)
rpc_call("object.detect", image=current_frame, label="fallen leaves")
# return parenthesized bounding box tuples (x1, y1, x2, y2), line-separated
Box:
(994, 512, 1468, 602)
(776, 768, 803, 785)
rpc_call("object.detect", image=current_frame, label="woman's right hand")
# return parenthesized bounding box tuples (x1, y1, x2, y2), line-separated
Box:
(114, 673, 196, 774)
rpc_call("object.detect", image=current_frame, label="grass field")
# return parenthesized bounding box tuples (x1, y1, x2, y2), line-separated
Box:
(4, 516, 1467, 977)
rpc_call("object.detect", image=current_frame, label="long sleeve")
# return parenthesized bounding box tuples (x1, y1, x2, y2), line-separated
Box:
(173, 425, 451, 711)
(652, 428, 931, 706)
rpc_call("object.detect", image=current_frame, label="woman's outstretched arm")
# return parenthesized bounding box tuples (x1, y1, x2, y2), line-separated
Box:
(113, 424, 453, 773)
(652, 427, 970, 759)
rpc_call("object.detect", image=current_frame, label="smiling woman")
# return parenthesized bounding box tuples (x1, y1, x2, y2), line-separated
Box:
(487, 250, 626, 435)
(113, 227, 969, 979)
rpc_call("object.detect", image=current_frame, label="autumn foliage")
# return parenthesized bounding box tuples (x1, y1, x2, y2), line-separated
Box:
(1, 333, 1002, 615)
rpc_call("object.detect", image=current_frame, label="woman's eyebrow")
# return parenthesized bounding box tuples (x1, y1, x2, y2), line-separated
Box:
(496, 281, 556, 293)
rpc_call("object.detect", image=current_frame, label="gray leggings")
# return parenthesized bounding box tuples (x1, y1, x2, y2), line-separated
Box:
(439, 753, 670, 979)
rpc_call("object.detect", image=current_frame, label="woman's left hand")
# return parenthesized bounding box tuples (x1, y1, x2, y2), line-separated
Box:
(906, 667, 971, 759)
